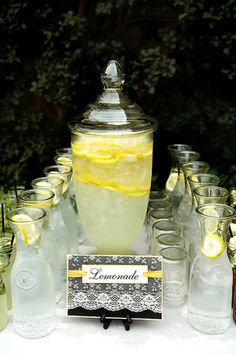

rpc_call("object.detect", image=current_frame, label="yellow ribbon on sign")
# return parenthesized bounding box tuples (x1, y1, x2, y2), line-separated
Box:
(67, 270, 162, 279)
(143, 270, 162, 279)
(67, 270, 87, 278)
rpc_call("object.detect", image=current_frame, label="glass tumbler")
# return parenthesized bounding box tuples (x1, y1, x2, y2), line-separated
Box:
(153, 233, 185, 255)
(148, 206, 173, 246)
(161, 246, 189, 307)
(149, 190, 170, 203)
(150, 219, 179, 254)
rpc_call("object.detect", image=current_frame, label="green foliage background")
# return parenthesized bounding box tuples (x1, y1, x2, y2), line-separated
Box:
(1, 0, 236, 188)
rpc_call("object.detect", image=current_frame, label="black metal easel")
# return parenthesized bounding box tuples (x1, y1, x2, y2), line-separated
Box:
(100, 313, 132, 331)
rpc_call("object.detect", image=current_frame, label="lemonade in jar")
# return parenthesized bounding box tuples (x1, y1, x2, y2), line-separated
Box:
(70, 61, 157, 254)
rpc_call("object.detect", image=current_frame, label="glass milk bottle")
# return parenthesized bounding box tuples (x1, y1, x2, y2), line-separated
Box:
(31, 176, 70, 282)
(0, 232, 16, 310)
(171, 150, 200, 216)
(44, 165, 78, 252)
(18, 189, 62, 304)
(54, 153, 87, 245)
(70, 60, 157, 254)
(183, 174, 221, 260)
(0, 253, 9, 331)
(188, 203, 235, 334)
(176, 161, 209, 226)
(7, 206, 56, 338)
(165, 144, 192, 194)
(54, 148, 74, 194)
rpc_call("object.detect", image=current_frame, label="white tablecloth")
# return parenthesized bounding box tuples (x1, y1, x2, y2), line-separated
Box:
(1, 229, 236, 354)
(1, 303, 236, 354)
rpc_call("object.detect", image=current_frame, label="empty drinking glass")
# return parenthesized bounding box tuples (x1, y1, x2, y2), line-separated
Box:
(147, 203, 173, 246)
(161, 246, 189, 307)
(150, 219, 179, 254)
(153, 233, 185, 255)
(149, 190, 170, 202)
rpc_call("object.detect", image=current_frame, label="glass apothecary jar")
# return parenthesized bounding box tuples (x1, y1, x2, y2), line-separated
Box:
(70, 60, 157, 254)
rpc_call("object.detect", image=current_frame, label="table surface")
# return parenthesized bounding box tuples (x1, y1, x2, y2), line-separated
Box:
(1, 302, 236, 354)
(1, 233, 236, 354)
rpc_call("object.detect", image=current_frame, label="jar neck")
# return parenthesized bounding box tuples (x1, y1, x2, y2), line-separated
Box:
(198, 215, 232, 244)
(49, 203, 64, 227)
(189, 181, 200, 211)
(183, 171, 192, 195)
(15, 231, 41, 254)
(60, 191, 69, 202)
(169, 151, 179, 169)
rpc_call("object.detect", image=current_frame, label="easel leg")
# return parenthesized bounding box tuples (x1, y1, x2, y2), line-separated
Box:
(122, 314, 132, 331)
(100, 314, 112, 329)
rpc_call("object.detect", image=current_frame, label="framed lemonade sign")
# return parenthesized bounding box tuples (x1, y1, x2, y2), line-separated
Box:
(67, 255, 163, 320)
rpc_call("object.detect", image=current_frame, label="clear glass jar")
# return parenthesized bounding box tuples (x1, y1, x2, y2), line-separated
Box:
(188, 204, 235, 334)
(148, 206, 173, 248)
(44, 165, 78, 253)
(143, 190, 170, 239)
(18, 189, 62, 304)
(0, 233, 16, 310)
(147, 199, 172, 221)
(32, 176, 70, 282)
(149, 189, 170, 202)
(153, 233, 185, 255)
(183, 174, 221, 261)
(7, 206, 56, 338)
(150, 219, 179, 254)
(55, 147, 72, 156)
(161, 247, 189, 307)
(70, 60, 157, 254)
(0, 252, 9, 331)
(165, 144, 192, 194)
(54, 152, 86, 245)
(171, 150, 200, 216)
(176, 161, 209, 226)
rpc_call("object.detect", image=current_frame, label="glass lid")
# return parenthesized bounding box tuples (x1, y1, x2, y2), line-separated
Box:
(70, 60, 157, 135)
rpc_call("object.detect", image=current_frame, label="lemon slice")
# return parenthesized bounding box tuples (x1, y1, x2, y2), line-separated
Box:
(25, 202, 51, 208)
(12, 214, 33, 245)
(178, 172, 184, 181)
(35, 181, 53, 189)
(33, 181, 60, 205)
(74, 174, 149, 197)
(189, 174, 199, 182)
(230, 222, 236, 235)
(200, 233, 225, 259)
(204, 208, 218, 234)
(55, 156, 72, 167)
(72, 140, 152, 164)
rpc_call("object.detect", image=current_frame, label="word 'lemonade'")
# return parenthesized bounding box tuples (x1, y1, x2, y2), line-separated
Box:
(72, 133, 153, 254)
